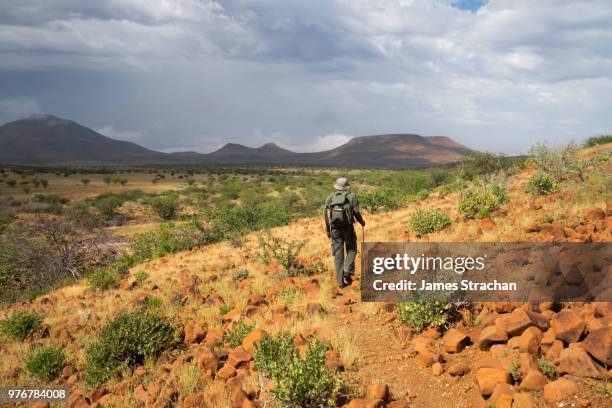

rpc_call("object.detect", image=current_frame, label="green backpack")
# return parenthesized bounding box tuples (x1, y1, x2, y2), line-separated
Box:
(326, 191, 353, 229)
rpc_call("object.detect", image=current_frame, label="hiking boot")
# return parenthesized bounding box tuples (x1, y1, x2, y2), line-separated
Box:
(343, 275, 353, 285)
(337, 283, 346, 289)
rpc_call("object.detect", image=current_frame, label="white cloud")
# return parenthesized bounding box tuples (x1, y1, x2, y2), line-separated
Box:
(0, 97, 42, 122)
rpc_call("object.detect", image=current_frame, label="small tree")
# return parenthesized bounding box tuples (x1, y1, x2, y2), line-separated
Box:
(81, 179, 90, 186)
(95, 197, 122, 220)
(149, 196, 179, 220)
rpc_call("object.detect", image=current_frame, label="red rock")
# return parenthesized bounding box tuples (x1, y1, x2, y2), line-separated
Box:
(61, 365, 76, 379)
(184, 323, 206, 344)
(365, 384, 389, 401)
(495, 308, 536, 337)
(442, 327, 470, 353)
(551, 309, 585, 344)
(228, 347, 253, 368)
(247, 294, 266, 306)
(31, 402, 50, 408)
(545, 339, 564, 362)
(511, 392, 537, 408)
(223, 308, 242, 322)
(431, 362, 444, 376)
(518, 370, 547, 391)
(584, 207, 606, 221)
(324, 349, 343, 371)
(580, 326, 612, 366)
(242, 329, 267, 354)
(193, 345, 220, 374)
(544, 378, 578, 405)
(558, 347, 607, 378)
(447, 363, 470, 376)
(477, 325, 508, 350)
(518, 327, 542, 354)
(134, 384, 149, 404)
(475, 356, 504, 370)
(495, 394, 513, 408)
(204, 327, 225, 347)
(217, 364, 237, 380)
(475, 367, 510, 397)
(489, 382, 514, 405)
(183, 393, 205, 408)
(345, 399, 385, 408)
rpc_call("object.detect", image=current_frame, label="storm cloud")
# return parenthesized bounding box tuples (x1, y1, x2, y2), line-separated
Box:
(0, 0, 611, 154)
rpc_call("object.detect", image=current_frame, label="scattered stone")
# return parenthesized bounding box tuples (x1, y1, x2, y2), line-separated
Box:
(475, 367, 510, 397)
(580, 326, 612, 366)
(431, 362, 444, 376)
(204, 327, 224, 347)
(557, 347, 608, 378)
(365, 384, 389, 401)
(551, 309, 585, 344)
(584, 207, 606, 222)
(495, 308, 536, 337)
(518, 326, 542, 354)
(61, 365, 76, 379)
(442, 327, 470, 353)
(183, 393, 205, 408)
(242, 329, 267, 354)
(228, 347, 253, 368)
(543, 378, 578, 405)
(511, 392, 537, 408)
(518, 370, 547, 391)
(184, 323, 206, 345)
(489, 382, 514, 405)
(447, 363, 470, 377)
(193, 345, 220, 374)
(545, 339, 564, 362)
(217, 364, 237, 380)
(345, 399, 385, 408)
(306, 302, 325, 314)
(477, 325, 509, 350)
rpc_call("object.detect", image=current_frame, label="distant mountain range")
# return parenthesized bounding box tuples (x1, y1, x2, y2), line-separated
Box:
(0, 115, 475, 168)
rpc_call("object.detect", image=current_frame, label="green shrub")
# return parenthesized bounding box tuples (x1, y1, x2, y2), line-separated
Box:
(360, 188, 403, 214)
(396, 301, 449, 332)
(88, 260, 130, 291)
(538, 356, 556, 378)
(26, 347, 65, 381)
(257, 232, 305, 277)
(509, 360, 522, 383)
(225, 320, 255, 347)
(255, 334, 341, 408)
(219, 304, 232, 315)
(416, 189, 430, 200)
(583, 135, 612, 147)
(149, 196, 179, 220)
(85, 311, 180, 387)
(131, 220, 219, 262)
(525, 172, 559, 195)
(458, 187, 499, 219)
(409, 209, 451, 235)
(94, 196, 122, 220)
(529, 143, 577, 180)
(143, 297, 163, 310)
(0, 311, 43, 340)
(135, 270, 149, 285)
(232, 268, 249, 281)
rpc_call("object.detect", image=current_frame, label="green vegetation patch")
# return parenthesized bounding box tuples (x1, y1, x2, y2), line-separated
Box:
(0, 311, 43, 340)
(396, 301, 449, 332)
(26, 347, 65, 381)
(458, 187, 499, 219)
(255, 334, 341, 408)
(85, 311, 180, 387)
(409, 208, 451, 235)
(525, 172, 559, 195)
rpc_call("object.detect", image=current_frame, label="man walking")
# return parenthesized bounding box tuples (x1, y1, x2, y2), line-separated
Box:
(325, 177, 366, 288)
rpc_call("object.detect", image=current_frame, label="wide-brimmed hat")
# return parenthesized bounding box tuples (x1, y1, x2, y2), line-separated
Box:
(334, 177, 350, 191)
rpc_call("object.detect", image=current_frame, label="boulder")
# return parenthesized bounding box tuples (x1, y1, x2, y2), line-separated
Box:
(551, 309, 585, 344)
(543, 378, 578, 405)
(580, 326, 612, 366)
(495, 309, 536, 337)
(204, 327, 225, 347)
(228, 347, 253, 368)
(477, 325, 508, 350)
(518, 327, 542, 354)
(431, 362, 444, 376)
(242, 329, 267, 354)
(545, 339, 564, 362)
(518, 370, 547, 391)
(216, 364, 237, 380)
(193, 345, 220, 374)
(475, 368, 510, 397)
(442, 327, 470, 353)
(447, 363, 470, 377)
(345, 399, 385, 408)
(184, 323, 206, 345)
(558, 347, 608, 378)
(511, 392, 537, 408)
(489, 383, 514, 405)
(365, 384, 389, 401)
(584, 207, 606, 222)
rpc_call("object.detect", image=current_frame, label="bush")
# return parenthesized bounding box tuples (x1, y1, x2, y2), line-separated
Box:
(26, 347, 65, 381)
(538, 356, 557, 378)
(88, 259, 130, 291)
(396, 301, 449, 332)
(131, 220, 219, 262)
(94, 196, 122, 220)
(583, 135, 612, 147)
(232, 268, 249, 281)
(529, 143, 577, 180)
(458, 187, 499, 219)
(360, 188, 403, 214)
(257, 232, 305, 277)
(225, 320, 255, 347)
(255, 334, 341, 408)
(525, 172, 559, 195)
(85, 311, 180, 387)
(149, 196, 179, 220)
(409, 209, 451, 235)
(0, 311, 43, 340)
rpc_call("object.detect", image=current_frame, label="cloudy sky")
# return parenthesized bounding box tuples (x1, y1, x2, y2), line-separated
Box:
(1, 0, 611, 154)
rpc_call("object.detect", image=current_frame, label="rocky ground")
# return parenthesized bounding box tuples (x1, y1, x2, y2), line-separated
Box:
(1, 146, 610, 408)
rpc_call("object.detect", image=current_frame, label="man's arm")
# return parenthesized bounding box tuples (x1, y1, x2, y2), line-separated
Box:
(351, 194, 366, 226)
(324, 197, 331, 237)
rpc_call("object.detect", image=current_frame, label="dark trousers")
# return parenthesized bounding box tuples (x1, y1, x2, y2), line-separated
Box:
(330, 225, 357, 286)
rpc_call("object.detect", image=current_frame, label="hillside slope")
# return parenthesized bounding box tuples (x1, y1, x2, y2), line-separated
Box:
(0, 145, 610, 407)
